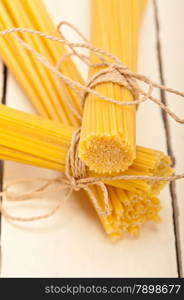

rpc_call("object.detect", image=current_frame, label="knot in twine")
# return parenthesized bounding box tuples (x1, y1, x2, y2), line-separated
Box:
(81, 63, 140, 107)
(0, 21, 184, 222)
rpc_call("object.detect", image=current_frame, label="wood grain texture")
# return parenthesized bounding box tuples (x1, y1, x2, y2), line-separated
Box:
(0, 0, 182, 277)
(156, 0, 184, 277)
(0, 64, 7, 228)
(0, 62, 7, 272)
(152, 0, 182, 278)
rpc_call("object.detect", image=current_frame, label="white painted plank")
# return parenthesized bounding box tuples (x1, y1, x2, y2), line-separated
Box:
(1, 0, 178, 277)
(157, 0, 184, 273)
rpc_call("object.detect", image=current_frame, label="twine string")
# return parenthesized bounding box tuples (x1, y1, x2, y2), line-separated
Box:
(0, 27, 184, 122)
(0, 127, 184, 222)
(0, 23, 184, 221)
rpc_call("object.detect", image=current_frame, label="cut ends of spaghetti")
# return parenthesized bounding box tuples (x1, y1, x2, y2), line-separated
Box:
(79, 134, 136, 174)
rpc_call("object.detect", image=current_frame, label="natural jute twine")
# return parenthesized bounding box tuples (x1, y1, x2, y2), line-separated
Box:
(0, 22, 184, 222)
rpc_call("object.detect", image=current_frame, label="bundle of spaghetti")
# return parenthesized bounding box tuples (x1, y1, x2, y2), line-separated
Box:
(0, 0, 125, 239)
(94, 148, 173, 196)
(0, 104, 173, 197)
(108, 187, 161, 237)
(0, 0, 164, 239)
(79, 0, 147, 173)
(94, 187, 161, 239)
(0, 105, 161, 239)
(0, 111, 160, 240)
(0, 0, 82, 125)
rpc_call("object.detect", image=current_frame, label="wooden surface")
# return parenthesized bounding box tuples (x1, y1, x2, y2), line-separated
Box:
(0, 61, 6, 272)
(0, 0, 183, 277)
(0, 61, 3, 249)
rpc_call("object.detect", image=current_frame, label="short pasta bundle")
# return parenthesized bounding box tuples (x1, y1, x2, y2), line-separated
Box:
(0, 0, 173, 240)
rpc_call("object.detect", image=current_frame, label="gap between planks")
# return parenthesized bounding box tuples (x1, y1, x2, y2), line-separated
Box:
(0, 64, 8, 274)
(153, 0, 183, 278)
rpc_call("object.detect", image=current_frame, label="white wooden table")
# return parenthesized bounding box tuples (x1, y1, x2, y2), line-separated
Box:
(0, 0, 183, 277)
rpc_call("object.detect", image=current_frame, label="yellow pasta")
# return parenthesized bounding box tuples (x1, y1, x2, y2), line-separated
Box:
(0, 0, 122, 238)
(0, 104, 173, 197)
(79, 0, 147, 173)
(0, 115, 161, 240)
(108, 187, 161, 237)
(0, 0, 82, 125)
(0, 0, 164, 239)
